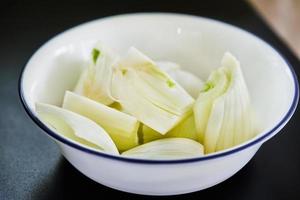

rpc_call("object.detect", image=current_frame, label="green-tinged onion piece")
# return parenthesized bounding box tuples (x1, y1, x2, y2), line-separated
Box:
(194, 52, 257, 154)
(157, 61, 204, 98)
(36, 102, 119, 155)
(112, 47, 194, 134)
(62, 91, 140, 151)
(74, 42, 118, 105)
(194, 69, 229, 143)
(122, 138, 204, 160)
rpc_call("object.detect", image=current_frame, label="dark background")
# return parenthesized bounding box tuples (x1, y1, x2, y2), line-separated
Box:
(0, 0, 299, 199)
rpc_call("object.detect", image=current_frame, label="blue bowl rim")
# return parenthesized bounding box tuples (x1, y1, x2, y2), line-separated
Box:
(18, 13, 299, 164)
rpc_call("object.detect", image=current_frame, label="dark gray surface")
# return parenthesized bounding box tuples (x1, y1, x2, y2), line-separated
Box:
(1, 0, 300, 199)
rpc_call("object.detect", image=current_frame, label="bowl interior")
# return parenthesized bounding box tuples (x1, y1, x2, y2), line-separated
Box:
(21, 13, 296, 148)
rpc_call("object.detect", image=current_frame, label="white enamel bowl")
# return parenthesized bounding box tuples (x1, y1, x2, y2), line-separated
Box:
(19, 13, 299, 195)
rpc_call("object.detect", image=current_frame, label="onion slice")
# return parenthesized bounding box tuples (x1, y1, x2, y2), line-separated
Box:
(62, 91, 140, 151)
(194, 52, 257, 153)
(112, 47, 194, 134)
(122, 138, 204, 160)
(36, 102, 119, 155)
(74, 42, 118, 105)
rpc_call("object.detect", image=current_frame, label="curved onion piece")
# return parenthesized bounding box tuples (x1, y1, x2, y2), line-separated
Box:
(195, 52, 257, 154)
(62, 91, 140, 151)
(122, 138, 204, 160)
(74, 42, 118, 105)
(112, 47, 194, 134)
(112, 69, 183, 134)
(215, 53, 255, 151)
(36, 102, 119, 155)
(204, 94, 226, 153)
(194, 69, 229, 143)
(157, 61, 204, 98)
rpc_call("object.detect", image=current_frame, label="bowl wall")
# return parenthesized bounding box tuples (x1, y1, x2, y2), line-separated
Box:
(58, 140, 260, 195)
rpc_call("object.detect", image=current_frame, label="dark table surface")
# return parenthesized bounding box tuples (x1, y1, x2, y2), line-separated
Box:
(1, 0, 300, 199)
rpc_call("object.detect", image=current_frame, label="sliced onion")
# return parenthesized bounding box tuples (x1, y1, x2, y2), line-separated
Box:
(157, 61, 204, 98)
(36, 102, 119, 155)
(74, 42, 118, 105)
(122, 138, 204, 160)
(112, 47, 194, 134)
(62, 91, 139, 151)
(194, 52, 257, 153)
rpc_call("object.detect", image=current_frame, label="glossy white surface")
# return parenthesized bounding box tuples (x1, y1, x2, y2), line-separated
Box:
(59, 141, 260, 195)
(21, 13, 297, 195)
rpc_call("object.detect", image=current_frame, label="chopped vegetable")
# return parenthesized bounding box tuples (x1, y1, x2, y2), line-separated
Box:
(157, 61, 204, 98)
(122, 138, 204, 160)
(112, 47, 194, 134)
(63, 91, 139, 151)
(36, 102, 119, 155)
(194, 69, 229, 143)
(194, 52, 256, 153)
(36, 41, 258, 160)
(74, 42, 118, 105)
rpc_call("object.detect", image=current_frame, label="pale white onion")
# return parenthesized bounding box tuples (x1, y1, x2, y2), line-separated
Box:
(36, 102, 119, 155)
(62, 91, 140, 151)
(122, 138, 204, 160)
